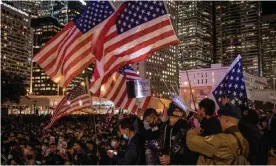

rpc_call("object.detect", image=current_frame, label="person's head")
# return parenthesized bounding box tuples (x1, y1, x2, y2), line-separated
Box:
(111, 138, 119, 149)
(267, 111, 273, 118)
(73, 142, 81, 150)
(17, 133, 23, 139)
(167, 103, 184, 124)
(50, 143, 57, 152)
(198, 98, 215, 117)
(143, 108, 159, 126)
(26, 149, 36, 161)
(86, 141, 94, 150)
(118, 118, 135, 140)
(41, 143, 48, 151)
(218, 104, 241, 131)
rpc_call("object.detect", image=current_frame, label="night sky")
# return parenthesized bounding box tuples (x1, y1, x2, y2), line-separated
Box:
(262, 2, 276, 15)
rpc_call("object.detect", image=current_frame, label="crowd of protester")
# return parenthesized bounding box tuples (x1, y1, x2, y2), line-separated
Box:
(1, 97, 276, 165)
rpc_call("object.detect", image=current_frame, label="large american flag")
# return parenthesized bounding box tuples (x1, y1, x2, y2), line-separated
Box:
(32, 1, 115, 88)
(98, 65, 151, 114)
(44, 85, 91, 129)
(209, 55, 248, 110)
(89, 1, 179, 94)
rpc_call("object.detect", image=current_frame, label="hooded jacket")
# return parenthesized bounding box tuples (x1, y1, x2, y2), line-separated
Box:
(159, 118, 197, 164)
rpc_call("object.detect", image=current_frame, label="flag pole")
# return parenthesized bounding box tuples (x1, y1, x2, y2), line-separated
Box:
(181, 50, 197, 112)
(85, 78, 97, 132)
(85, 77, 99, 153)
(152, 66, 174, 96)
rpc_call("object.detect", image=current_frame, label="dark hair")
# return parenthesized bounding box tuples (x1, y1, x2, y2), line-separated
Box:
(118, 118, 134, 131)
(50, 143, 57, 146)
(143, 108, 157, 119)
(199, 98, 215, 116)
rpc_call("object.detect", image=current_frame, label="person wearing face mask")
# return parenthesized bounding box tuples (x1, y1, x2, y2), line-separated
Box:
(107, 118, 146, 165)
(159, 96, 195, 165)
(194, 98, 222, 136)
(25, 149, 37, 165)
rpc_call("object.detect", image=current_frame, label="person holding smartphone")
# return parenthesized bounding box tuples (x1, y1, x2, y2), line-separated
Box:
(107, 118, 146, 165)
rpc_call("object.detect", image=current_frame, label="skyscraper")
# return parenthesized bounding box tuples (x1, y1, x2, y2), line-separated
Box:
(31, 17, 63, 95)
(261, 14, 276, 89)
(177, 1, 213, 70)
(52, 1, 84, 26)
(215, 2, 262, 76)
(10, 0, 41, 18)
(1, 2, 32, 79)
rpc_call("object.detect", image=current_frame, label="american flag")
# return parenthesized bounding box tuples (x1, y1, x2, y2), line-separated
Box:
(98, 65, 151, 114)
(210, 55, 248, 110)
(89, 1, 179, 94)
(44, 85, 91, 129)
(32, 1, 115, 88)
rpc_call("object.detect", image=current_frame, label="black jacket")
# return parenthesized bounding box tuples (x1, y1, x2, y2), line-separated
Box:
(239, 119, 267, 165)
(113, 134, 146, 165)
(134, 118, 161, 141)
(200, 116, 222, 136)
(160, 118, 196, 165)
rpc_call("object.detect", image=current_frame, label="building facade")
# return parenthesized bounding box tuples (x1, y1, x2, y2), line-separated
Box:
(179, 63, 274, 106)
(1, 2, 33, 79)
(215, 2, 262, 76)
(261, 14, 276, 90)
(177, 1, 213, 70)
(31, 17, 63, 95)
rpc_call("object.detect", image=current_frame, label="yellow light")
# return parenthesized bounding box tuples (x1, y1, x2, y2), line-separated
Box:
(54, 76, 61, 83)
(112, 74, 117, 81)
(63, 88, 66, 91)
(81, 82, 85, 86)
(101, 85, 105, 92)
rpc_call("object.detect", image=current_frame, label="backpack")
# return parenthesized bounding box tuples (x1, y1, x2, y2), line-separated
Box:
(231, 133, 250, 165)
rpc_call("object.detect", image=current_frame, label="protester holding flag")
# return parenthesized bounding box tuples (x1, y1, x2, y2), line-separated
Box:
(194, 98, 222, 136)
(187, 103, 250, 165)
(158, 96, 196, 165)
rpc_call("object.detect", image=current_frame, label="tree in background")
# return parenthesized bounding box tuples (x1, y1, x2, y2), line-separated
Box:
(1, 71, 27, 104)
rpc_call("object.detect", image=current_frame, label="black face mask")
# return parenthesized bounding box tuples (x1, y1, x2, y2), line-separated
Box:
(27, 155, 33, 160)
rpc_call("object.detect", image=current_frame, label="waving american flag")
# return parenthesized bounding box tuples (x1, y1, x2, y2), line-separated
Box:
(209, 55, 248, 110)
(33, 1, 115, 88)
(90, 1, 178, 95)
(98, 65, 151, 113)
(44, 84, 91, 129)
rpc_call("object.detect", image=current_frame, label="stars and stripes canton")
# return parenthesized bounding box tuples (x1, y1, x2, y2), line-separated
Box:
(212, 57, 248, 108)
(75, 1, 114, 33)
(117, 1, 167, 33)
(98, 65, 151, 114)
(118, 65, 141, 80)
(89, 1, 178, 95)
(33, 1, 114, 88)
(44, 85, 91, 129)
